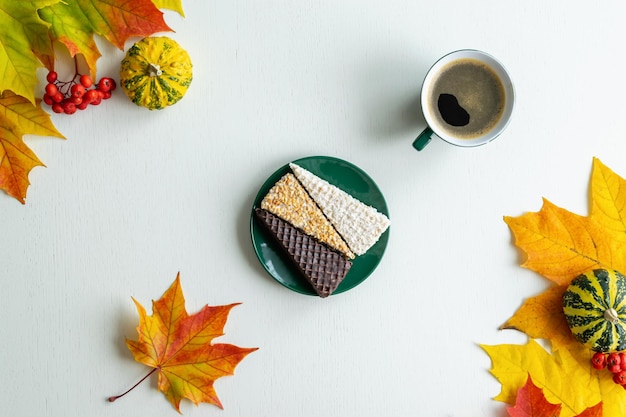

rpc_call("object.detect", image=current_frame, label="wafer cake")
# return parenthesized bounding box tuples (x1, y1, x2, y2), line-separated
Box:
(254, 208, 352, 297)
(289, 163, 390, 255)
(260, 172, 355, 259)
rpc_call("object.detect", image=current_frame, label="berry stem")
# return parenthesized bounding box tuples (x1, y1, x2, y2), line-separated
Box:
(74, 55, 80, 77)
(108, 367, 158, 402)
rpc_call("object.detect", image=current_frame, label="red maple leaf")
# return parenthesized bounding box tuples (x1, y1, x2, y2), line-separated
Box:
(507, 375, 602, 417)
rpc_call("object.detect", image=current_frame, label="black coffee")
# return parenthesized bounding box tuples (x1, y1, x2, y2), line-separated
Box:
(428, 58, 505, 139)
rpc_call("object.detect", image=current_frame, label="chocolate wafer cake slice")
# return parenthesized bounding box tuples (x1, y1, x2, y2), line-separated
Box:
(254, 208, 352, 298)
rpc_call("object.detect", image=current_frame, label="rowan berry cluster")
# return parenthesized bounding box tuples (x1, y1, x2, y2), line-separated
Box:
(591, 351, 626, 386)
(43, 70, 116, 114)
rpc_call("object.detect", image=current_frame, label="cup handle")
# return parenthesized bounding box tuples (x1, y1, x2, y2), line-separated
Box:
(413, 127, 433, 151)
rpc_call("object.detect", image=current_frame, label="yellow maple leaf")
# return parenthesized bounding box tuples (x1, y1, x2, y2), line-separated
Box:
(505, 158, 626, 285)
(504, 205, 618, 286)
(487, 158, 626, 415)
(152, 0, 185, 16)
(502, 158, 626, 348)
(482, 339, 625, 417)
(589, 158, 626, 241)
(506, 375, 603, 417)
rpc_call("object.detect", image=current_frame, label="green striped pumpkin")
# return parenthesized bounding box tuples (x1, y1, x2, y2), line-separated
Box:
(562, 269, 626, 352)
(119, 37, 193, 110)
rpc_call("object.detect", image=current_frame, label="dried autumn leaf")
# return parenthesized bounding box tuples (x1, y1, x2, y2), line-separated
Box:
(0, 0, 185, 203)
(38, 0, 173, 77)
(576, 403, 603, 417)
(481, 340, 615, 417)
(589, 158, 626, 241)
(112, 273, 258, 412)
(487, 159, 626, 416)
(506, 375, 602, 417)
(502, 158, 626, 349)
(504, 200, 615, 286)
(500, 285, 575, 351)
(505, 158, 626, 285)
(506, 375, 562, 417)
(0, 91, 65, 203)
(0, 0, 60, 103)
(152, 0, 185, 16)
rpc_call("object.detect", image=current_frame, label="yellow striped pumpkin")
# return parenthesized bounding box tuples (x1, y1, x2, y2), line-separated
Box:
(562, 269, 626, 352)
(120, 36, 193, 110)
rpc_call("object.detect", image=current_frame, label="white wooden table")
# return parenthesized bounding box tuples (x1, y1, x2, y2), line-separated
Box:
(2, 1, 626, 416)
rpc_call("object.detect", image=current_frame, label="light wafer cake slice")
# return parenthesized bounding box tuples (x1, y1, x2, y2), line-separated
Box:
(260, 173, 355, 259)
(289, 163, 390, 256)
(255, 208, 352, 297)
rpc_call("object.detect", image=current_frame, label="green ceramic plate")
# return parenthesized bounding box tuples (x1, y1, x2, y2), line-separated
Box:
(250, 156, 390, 296)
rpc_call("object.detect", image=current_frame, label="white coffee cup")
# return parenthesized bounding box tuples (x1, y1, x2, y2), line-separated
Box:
(413, 49, 515, 151)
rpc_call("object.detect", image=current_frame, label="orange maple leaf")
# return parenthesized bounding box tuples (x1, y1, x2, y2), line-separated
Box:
(502, 158, 626, 351)
(507, 375, 602, 417)
(576, 403, 603, 417)
(0, 91, 65, 203)
(111, 273, 258, 412)
(500, 286, 573, 350)
(38, 0, 173, 77)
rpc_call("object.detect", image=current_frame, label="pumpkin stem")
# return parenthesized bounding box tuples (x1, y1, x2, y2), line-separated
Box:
(147, 63, 162, 77)
(604, 308, 620, 324)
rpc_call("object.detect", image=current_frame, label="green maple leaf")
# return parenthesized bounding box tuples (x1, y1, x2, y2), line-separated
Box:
(0, 0, 61, 103)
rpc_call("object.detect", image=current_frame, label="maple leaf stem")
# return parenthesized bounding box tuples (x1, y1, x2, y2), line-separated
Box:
(108, 367, 158, 403)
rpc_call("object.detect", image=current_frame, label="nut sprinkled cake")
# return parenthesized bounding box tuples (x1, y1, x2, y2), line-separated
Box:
(260, 173, 355, 259)
(289, 163, 390, 256)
